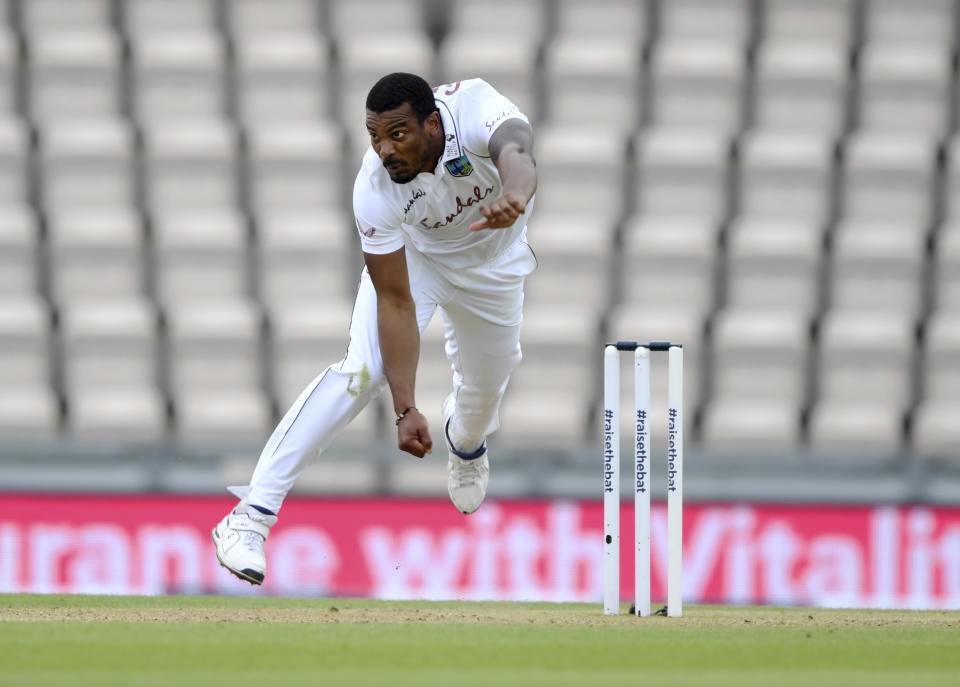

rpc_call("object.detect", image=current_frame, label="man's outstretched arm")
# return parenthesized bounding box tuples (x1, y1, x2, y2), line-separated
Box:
(363, 247, 432, 458)
(469, 119, 537, 231)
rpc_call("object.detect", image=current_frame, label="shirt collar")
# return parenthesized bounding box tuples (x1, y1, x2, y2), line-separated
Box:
(436, 99, 463, 172)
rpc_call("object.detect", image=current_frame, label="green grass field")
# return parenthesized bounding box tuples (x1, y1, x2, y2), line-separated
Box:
(1, 594, 958, 687)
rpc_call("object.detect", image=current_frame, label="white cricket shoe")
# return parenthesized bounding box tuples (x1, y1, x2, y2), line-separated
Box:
(212, 495, 277, 585)
(443, 393, 490, 515)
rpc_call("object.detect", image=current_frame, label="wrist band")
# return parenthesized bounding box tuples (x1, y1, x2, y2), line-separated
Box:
(395, 406, 418, 425)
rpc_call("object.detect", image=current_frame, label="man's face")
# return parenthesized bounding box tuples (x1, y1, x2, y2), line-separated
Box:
(366, 103, 438, 184)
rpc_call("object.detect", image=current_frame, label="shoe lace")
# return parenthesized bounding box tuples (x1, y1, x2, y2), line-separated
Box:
(451, 457, 486, 487)
(231, 509, 269, 551)
(241, 529, 265, 551)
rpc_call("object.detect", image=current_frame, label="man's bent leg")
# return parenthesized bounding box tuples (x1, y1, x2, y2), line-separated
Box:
(214, 273, 386, 583)
(439, 309, 522, 514)
(436, 239, 533, 514)
(246, 362, 386, 513)
(217, 364, 383, 584)
(440, 237, 534, 449)
(244, 271, 386, 514)
(441, 312, 522, 450)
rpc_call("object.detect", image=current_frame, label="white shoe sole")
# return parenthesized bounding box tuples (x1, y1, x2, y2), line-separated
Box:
(450, 493, 485, 515)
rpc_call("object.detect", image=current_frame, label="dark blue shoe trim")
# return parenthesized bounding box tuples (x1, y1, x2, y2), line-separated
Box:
(445, 418, 486, 460)
(239, 568, 264, 584)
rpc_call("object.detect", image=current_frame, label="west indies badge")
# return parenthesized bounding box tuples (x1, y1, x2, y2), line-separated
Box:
(445, 154, 474, 178)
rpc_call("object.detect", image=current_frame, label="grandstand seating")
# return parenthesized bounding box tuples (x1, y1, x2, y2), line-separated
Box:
(0, 0, 957, 465)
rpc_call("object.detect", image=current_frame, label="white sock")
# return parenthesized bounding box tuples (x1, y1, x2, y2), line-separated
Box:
(447, 418, 484, 454)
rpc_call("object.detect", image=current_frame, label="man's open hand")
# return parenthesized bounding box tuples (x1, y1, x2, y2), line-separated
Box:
(469, 192, 528, 231)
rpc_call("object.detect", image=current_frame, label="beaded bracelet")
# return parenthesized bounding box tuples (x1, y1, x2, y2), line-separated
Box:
(395, 406, 418, 425)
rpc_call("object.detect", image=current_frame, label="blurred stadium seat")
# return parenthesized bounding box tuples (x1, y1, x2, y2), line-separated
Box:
(0, 205, 38, 296)
(0, 118, 30, 206)
(914, 309, 960, 457)
(0, 25, 17, 115)
(542, 0, 644, 131)
(523, 214, 612, 321)
(27, 28, 122, 123)
(762, 0, 856, 45)
(245, 120, 343, 216)
(228, 0, 324, 39)
(130, 31, 227, 124)
(46, 207, 144, 304)
(660, 0, 751, 43)
(863, 0, 956, 47)
(233, 33, 333, 126)
(649, 38, 746, 134)
(38, 118, 135, 210)
(808, 309, 916, 457)
(857, 42, 952, 135)
(21, 0, 112, 34)
(256, 209, 354, 309)
(737, 129, 837, 222)
(620, 215, 719, 322)
(828, 219, 926, 315)
(142, 119, 239, 213)
(840, 131, 938, 225)
(59, 296, 165, 441)
(498, 304, 597, 449)
(124, 0, 219, 37)
(152, 209, 249, 306)
(0, 296, 58, 437)
(165, 298, 271, 443)
(533, 125, 628, 222)
(635, 126, 732, 222)
(933, 220, 960, 311)
(752, 39, 850, 135)
(701, 307, 809, 451)
(725, 216, 822, 317)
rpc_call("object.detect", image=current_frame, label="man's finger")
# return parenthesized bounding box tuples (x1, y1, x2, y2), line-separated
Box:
(402, 440, 426, 458)
(470, 199, 521, 230)
(470, 204, 493, 230)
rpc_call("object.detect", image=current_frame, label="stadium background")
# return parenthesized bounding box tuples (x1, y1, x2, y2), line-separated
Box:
(1, 0, 959, 609)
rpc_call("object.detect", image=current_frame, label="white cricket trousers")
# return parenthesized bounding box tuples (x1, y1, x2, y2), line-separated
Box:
(245, 238, 537, 513)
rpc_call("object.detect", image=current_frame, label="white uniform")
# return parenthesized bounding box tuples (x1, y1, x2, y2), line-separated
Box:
(245, 79, 536, 513)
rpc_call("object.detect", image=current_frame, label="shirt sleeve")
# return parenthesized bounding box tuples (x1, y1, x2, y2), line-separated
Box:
(455, 79, 531, 157)
(353, 161, 405, 255)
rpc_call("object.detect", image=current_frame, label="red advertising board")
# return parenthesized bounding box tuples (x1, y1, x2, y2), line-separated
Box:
(2, 493, 959, 608)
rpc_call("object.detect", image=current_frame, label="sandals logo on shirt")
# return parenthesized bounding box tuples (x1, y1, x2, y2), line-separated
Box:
(420, 184, 494, 230)
(355, 219, 376, 238)
(445, 154, 474, 178)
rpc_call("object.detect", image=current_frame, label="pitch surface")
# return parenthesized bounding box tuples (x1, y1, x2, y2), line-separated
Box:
(1, 595, 958, 686)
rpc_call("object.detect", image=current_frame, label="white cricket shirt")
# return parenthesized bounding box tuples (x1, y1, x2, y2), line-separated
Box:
(354, 78, 532, 270)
